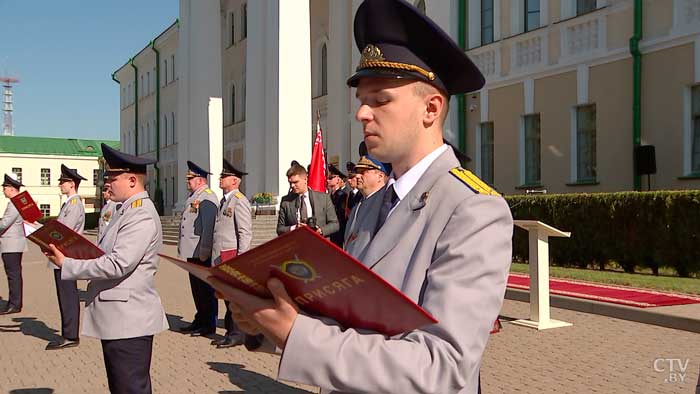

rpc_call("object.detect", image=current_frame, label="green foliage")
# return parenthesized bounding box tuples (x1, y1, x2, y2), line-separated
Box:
(507, 191, 700, 277)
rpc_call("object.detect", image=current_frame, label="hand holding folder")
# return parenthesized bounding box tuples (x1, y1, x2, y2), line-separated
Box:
(160, 226, 437, 336)
(26, 219, 104, 260)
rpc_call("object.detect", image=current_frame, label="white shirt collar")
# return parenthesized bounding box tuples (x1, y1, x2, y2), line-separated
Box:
(390, 144, 448, 201)
(224, 189, 236, 201)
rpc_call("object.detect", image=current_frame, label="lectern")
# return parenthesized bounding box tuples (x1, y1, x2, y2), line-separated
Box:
(511, 220, 573, 330)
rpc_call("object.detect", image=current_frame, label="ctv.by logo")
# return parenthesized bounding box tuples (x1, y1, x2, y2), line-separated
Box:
(653, 358, 690, 384)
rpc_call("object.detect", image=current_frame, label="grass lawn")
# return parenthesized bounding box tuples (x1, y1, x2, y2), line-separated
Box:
(510, 263, 700, 296)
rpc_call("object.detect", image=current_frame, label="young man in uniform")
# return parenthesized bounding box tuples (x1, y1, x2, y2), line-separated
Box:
(46, 144, 169, 394)
(46, 165, 87, 350)
(212, 1, 513, 393)
(210, 159, 253, 348)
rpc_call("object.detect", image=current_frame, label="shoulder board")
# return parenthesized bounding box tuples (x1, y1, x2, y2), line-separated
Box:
(70, 198, 78, 205)
(131, 199, 143, 208)
(449, 168, 501, 196)
(204, 188, 213, 194)
(234, 192, 244, 199)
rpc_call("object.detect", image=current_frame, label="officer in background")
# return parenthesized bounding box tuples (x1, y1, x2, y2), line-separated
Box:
(327, 164, 348, 248)
(344, 162, 362, 220)
(46, 143, 169, 394)
(0, 174, 26, 315)
(98, 182, 117, 240)
(210, 159, 253, 348)
(344, 156, 388, 253)
(46, 165, 86, 350)
(178, 160, 219, 337)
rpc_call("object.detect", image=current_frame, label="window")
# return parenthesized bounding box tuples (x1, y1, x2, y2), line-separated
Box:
(524, 114, 541, 184)
(576, 104, 597, 181)
(11, 168, 21, 184)
(164, 178, 168, 207)
(163, 115, 169, 146)
(577, 0, 596, 16)
(40, 204, 50, 217)
(121, 87, 126, 108)
(146, 72, 151, 95)
(164, 59, 169, 85)
(525, 0, 540, 32)
(481, 0, 494, 45)
(41, 168, 51, 186)
(415, 0, 426, 14)
(480, 122, 494, 185)
(93, 169, 99, 186)
(230, 12, 236, 45)
(241, 3, 247, 39)
(691, 85, 700, 173)
(320, 44, 328, 96)
(231, 84, 236, 122)
(171, 54, 175, 81)
(171, 112, 177, 143)
(242, 76, 246, 120)
(140, 75, 144, 97)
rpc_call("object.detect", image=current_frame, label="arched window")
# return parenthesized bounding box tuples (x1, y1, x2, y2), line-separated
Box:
(416, 0, 426, 14)
(241, 3, 247, 39)
(320, 43, 328, 96)
(231, 84, 236, 122)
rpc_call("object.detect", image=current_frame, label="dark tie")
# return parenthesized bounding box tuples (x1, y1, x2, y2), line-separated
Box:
(375, 184, 398, 232)
(220, 196, 226, 210)
(299, 194, 308, 223)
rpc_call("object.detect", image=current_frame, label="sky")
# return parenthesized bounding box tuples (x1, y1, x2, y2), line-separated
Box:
(0, 0, 178, 141)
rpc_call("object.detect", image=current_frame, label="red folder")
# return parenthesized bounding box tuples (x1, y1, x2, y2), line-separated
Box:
(10, 191, 43, 223)
(27, 219, 104, 259)
(160, 226, 437, 336)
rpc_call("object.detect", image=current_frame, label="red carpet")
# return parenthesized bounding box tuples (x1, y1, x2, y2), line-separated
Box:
(507, 273, 700, 308)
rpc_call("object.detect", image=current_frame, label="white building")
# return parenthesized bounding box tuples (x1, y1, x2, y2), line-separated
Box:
(0, 136, 119, 216)
(113, 0, 700, 213)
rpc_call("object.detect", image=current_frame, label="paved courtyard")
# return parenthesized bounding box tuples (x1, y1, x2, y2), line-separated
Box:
(0, 243, 698, 393)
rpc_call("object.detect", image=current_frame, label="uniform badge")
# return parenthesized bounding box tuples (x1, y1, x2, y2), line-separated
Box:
(225, 207, 233, 217)
(279, 258, 318, 283)
(190, 200, 200, 213)
(102, 210, 112, 223)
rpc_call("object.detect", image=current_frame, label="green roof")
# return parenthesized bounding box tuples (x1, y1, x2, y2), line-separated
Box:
(0, 136, 119, 157)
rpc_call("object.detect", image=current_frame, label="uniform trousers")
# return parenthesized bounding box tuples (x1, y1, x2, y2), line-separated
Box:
(53, 269, 80, 340)
(2, 252, 23, 309)
(102, 335, 154, 394)
(187, 257, 217, 330)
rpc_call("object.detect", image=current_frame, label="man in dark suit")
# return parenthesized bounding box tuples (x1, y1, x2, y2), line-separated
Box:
(327, 165, 348, 247)
(344, 162, 362, 218)
(277, 165, 339, 238)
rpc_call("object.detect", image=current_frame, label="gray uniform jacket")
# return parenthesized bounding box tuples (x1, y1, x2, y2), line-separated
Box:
(98, 200, 117, 239)
(61, 191, 169, 340)
(212, 189, 253, 265)
(276, 149, 514, 394)
(343, 188, 384, 252)
(178, 186, 218, 262)
(276, 190, 339, 238)
(0, 202, 27, 253)
(51, 194, 85, 269)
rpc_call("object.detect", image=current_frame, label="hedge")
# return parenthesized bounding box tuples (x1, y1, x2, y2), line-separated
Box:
(506, 191, 700, 277)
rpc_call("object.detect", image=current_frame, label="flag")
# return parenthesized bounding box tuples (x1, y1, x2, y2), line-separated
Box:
(308, 118, 327, 192)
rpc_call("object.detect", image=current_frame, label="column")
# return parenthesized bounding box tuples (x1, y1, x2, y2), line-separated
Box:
(177, 0, 224, 206)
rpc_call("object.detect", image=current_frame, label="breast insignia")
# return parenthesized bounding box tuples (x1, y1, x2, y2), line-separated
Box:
(449, 168, 501, 196)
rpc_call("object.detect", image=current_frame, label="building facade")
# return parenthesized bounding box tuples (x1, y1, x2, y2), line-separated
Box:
(113, 0, 700, 212)
(0, 136, 119, 216)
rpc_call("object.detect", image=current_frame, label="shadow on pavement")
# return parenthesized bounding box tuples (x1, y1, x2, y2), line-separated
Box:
(208, 362, 312, 394)
(9, 389, 55, 394)
(0, 317, 62, 343)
